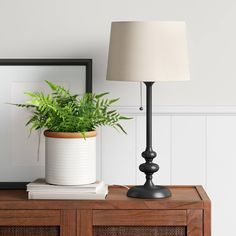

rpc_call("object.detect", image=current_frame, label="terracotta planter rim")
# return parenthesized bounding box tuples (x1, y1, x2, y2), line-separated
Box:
(44, 130, 96, 139)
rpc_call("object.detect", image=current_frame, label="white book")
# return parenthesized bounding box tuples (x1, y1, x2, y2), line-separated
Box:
(27, 179, 105, 193)
(28, 185, 108, 200)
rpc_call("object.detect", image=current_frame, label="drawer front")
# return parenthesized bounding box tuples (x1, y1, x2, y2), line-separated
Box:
(0, 209, 76, 236)
(82, 209, 203, 236)
(0, 210, 60, 226)
(93, 210, 187, 226)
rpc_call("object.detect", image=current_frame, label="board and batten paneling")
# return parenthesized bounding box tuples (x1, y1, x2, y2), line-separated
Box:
(171, 115, 206, 187)
(99, 106, 236, 236)
(100, 112, 207, 187)
(101, 117, 136, 185)
(207, 116, 236, 236)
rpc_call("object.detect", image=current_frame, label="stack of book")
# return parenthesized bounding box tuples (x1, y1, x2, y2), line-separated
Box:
(27, 179, 108, 200)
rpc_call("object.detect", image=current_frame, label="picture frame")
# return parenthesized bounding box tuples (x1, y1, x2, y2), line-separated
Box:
(0, 59, 92, 189)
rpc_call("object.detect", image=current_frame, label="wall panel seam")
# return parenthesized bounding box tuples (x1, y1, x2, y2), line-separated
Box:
(170, 115, 173, 185)
(100, 127, 103, 181)
(134, 116, 138, 184)
(205, 116, 208, 189)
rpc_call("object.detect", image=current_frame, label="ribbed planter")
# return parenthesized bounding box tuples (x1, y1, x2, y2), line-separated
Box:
(44, 130, 96, 185)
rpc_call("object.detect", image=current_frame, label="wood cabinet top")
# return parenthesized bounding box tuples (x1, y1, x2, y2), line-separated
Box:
(0, 185, 210, 210)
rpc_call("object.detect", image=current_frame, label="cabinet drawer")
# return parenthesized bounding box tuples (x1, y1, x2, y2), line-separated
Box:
(0, 210, 60, 225)
(93, 210, 187, 226)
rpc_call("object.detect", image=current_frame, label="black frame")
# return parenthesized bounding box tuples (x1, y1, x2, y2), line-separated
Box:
(0, 59, 92, 189)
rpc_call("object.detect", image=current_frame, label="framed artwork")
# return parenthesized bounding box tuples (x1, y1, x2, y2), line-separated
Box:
(0, 59, 92, 189)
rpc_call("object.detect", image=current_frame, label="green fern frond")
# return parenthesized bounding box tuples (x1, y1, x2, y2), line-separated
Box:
(11, 81, 131, 134)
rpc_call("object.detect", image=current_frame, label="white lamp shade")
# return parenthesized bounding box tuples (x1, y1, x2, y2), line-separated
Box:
(106, 21, 190, 82)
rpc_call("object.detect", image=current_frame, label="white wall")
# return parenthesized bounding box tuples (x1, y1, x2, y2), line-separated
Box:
(1, 0, 236, 235)
(1, 0, 236, 106)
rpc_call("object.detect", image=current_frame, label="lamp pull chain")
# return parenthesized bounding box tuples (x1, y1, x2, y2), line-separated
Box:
(139, 82, 143, 111)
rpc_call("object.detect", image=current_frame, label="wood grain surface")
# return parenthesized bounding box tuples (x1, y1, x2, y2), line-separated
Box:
(0, 185, 211, 236)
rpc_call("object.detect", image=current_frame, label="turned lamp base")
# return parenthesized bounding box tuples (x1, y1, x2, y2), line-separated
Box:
(127, 185, 171, 199)
(127, 82, 171, 199)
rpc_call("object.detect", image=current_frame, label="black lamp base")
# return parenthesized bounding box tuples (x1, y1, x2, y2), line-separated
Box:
(127, 185, 171, 199)
(127, 82, 171, 199)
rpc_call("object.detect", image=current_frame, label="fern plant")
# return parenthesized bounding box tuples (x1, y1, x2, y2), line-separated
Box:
(13, 80, 130, 136)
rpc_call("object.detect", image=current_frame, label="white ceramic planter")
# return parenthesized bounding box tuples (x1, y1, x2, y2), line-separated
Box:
(44, 131, 96, 185)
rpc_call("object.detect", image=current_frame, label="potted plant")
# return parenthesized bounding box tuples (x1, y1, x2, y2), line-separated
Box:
(13, 80, 129, 185)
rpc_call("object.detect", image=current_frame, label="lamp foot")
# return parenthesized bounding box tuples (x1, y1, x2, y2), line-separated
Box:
(127, 185, 171, 199)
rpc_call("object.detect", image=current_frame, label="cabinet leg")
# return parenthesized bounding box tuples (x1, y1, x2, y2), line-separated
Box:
(61, 210, 76, 236)
(79, 210, 92, 236)
(187, 210, 203, 236)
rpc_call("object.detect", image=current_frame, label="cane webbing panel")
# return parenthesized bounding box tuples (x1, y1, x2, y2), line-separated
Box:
(93, 226, 186, 236)
(0, 226, 60, 236)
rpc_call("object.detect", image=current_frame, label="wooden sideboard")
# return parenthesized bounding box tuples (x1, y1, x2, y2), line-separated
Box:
(0, 185, 211, 236)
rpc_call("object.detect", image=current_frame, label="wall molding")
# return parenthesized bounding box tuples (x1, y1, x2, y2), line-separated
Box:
(114, 106, 236, 115)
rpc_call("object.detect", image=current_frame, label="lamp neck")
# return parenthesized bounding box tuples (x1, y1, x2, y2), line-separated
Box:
(144, 81, 154, 150)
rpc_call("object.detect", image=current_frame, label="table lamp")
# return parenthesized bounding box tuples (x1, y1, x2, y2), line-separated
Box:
(106, 21, 189, 199)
